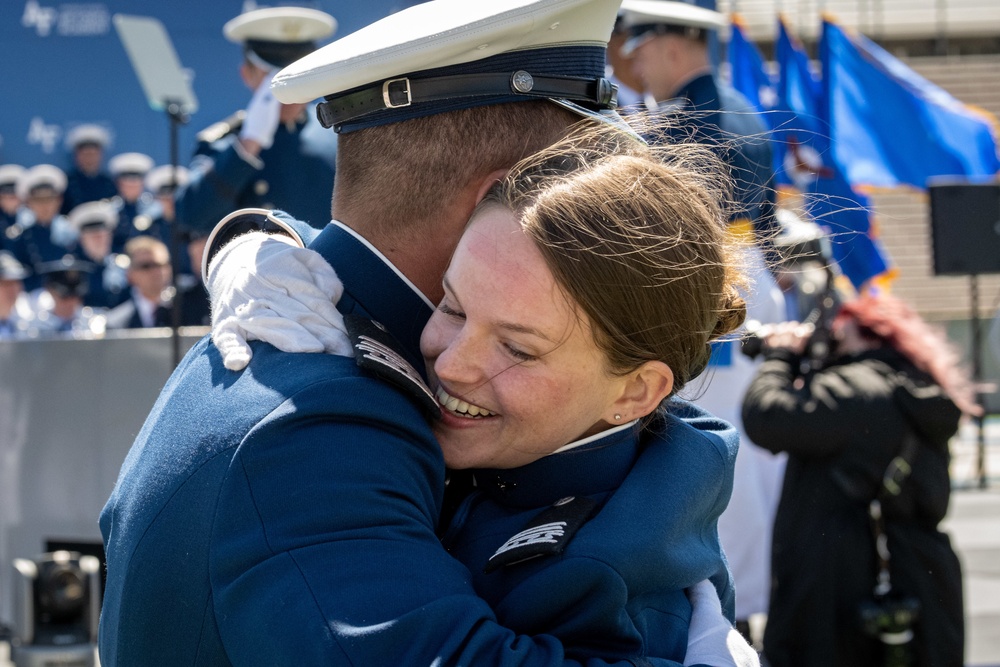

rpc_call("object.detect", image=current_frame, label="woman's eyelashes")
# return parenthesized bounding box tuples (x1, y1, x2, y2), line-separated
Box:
(438, 301, 537, 363)
(503, 343, 537, 363)
(438, 302, 465, 320)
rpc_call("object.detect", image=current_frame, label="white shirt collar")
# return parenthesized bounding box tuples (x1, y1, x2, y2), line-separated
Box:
(551, 419, 639, 455)
(132, 288, 159, 327)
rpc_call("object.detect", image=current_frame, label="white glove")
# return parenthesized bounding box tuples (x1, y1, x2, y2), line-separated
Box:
(208, 231, 353, 371)
(239, 72, 281, 150)
(684, 580, 760, 667)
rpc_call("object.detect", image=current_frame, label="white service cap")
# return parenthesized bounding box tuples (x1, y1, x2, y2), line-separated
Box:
(68, 200, 119, 232)
(65, 124, 111, 151)
(224, 7, 337, 69)
(16, 164, 67, 201)
(0, 164, 26, 191)
(273, 0, 625, 134)
(145, 165, 191, 195)
(109, 152, 155, 179)
(619, 0, 726, 31)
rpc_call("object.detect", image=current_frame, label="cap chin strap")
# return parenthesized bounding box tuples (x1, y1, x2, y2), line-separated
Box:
(316, 71, 619, 130)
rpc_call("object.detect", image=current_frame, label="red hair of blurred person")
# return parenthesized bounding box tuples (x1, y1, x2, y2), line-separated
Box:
(835, 292, 981, 416)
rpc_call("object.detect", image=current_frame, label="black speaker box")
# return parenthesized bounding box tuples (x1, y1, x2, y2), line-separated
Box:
(928, 181, 1000, 276)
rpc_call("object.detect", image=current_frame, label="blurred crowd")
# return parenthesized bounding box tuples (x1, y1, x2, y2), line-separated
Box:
(0, 124, 210, 339)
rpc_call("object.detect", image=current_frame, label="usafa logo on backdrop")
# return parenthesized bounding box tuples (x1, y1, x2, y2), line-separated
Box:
(22, 0, 110, 38)
(26, 118, 62, 154)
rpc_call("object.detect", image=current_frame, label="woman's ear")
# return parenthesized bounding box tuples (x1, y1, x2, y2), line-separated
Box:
(609, 361, 674, 422)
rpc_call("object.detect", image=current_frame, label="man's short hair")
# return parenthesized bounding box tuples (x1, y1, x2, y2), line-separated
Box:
(335, 100, 582, 238)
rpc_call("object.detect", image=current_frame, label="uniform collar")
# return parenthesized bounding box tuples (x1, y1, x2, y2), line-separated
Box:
(308, 220, 434, 370)
(473, 423, 641, 509)
(667, 71, 718, 110)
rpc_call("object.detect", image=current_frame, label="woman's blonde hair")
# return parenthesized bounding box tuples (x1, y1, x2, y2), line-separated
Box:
(483, 122, 749, 396)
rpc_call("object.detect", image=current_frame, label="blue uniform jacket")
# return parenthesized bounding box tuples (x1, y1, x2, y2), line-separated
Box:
(176, 110, 337, 234)
(444, 403, 737, 664)
(6, 211, 77, 291)
(653, 73, 773, 230)
(99, 221, 685, 667)
(61, 168, 117, 215)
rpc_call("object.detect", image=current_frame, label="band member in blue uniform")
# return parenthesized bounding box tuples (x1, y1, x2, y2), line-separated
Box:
(22, 256, 97, 336)
(176, 7, 338, 233)
(60, 124, 117, 215)
(135, 164, 193, 272)
(0, 164, 26, 248)
(107, 152, 154, 254)
(99, 1, 751, 665)
(7, 165, 77, 292)
(618, 1, 788, 640)
(0, 251, 29, 339)
(67, 199, 129, 309)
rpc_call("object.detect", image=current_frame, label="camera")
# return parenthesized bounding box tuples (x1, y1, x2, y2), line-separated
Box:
(859, 595, 921, 667)
(11, 550, 102, 667)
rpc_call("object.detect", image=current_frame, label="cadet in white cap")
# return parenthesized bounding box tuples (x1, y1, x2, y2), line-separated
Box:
(99, 2, 752, 666)
(620, 0, 788, 642)
(61, 123, 117, 215)
(107, 152, 155, 254)
(132, 165, 192, 261)
(22, 255, 101, 336)
(67, 199, 129, 309)
(7, 164, 77, 292)
(0, 250, 31, 339)
(0, 164, 26, 243)
(176, 6, 339, 234)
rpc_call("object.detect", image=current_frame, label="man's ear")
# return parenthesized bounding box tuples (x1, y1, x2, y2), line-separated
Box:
(474, 168, 509, 203)
(608, 361, 674, 423)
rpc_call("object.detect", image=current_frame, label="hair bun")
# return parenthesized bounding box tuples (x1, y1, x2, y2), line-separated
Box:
(711, 285, 747, 340)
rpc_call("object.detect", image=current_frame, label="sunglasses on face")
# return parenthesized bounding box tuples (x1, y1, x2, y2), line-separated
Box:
(133, 261, 168, 271)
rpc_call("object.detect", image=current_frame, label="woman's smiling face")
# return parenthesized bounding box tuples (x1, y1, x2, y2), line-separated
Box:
(419, 203, 628, 470)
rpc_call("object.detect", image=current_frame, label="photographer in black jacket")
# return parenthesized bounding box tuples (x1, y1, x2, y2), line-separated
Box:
(742, 292, 975, 667)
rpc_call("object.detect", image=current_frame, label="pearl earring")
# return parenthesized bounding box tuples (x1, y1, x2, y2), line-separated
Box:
(614, 414, 622, 421)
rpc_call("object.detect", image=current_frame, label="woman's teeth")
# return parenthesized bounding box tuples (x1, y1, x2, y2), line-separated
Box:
(435, 386, 495, 418)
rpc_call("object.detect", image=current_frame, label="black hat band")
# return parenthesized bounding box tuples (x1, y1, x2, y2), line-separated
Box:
(316, 71, 618, 130)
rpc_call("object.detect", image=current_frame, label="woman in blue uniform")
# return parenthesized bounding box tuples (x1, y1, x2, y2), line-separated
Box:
(207, 123, 755, 665)
(423, 127, 747, 664)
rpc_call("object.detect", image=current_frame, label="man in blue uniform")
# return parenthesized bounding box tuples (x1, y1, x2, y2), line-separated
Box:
(107, 152, 155, 254)
(99, 0, 748, 665)
(7, 165, 76, 292)
(620, 0, 773, 231)
(176, 7, 338, 233)
(60, 124, 117, 216)
(0, 251, 29, 339)
(67, 199, 129, 309)
(619, 0, 788, 644)
(1, 165, 26, 249)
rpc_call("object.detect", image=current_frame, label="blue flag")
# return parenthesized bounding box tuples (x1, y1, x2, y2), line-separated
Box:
(773, 17, 829, 190)
(727, 16, 777, 119)
(822, 19, 1000, 189)
(777, 19, 892, 289)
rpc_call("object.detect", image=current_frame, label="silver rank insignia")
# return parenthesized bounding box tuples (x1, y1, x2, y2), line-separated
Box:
(344, 314, 440, 418)
(484, 495, 598, 573)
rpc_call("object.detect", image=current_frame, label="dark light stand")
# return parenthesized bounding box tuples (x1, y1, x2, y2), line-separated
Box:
(970, 274, 988, 489)
(113, 14, 198, 369)
(166, 101, 189, 369)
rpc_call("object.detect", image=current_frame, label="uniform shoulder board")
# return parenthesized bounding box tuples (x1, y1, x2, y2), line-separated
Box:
(484, 496, 598, 574)
(344, 314, 440, 419)
(196, 110, 247, 144)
